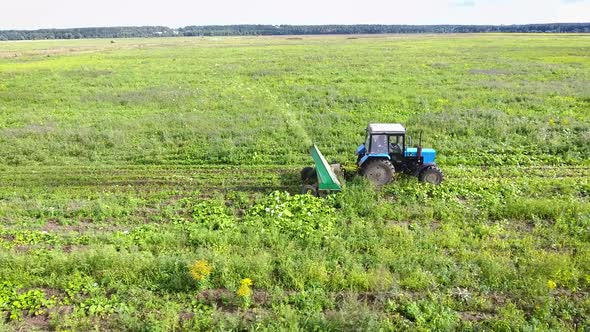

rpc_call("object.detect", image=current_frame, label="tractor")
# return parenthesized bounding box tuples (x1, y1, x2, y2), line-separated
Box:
(301, 123, 443, 196)
(356, 123, 443, 186)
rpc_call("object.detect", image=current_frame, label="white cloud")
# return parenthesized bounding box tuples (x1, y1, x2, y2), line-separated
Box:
(0, 0, 588, 30)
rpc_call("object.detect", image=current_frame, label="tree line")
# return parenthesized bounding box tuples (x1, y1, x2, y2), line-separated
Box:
(1, 23, 589, 41)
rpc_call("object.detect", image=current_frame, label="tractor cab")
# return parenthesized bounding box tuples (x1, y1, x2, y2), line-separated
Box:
(355, 123, 443, 185)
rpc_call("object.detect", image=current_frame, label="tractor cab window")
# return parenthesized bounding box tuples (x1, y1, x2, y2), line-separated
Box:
(389, 135, 403, 154)
(369, 135, 388, 154)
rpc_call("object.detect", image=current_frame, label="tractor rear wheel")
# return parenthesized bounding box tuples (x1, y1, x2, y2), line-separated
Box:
(419, 166, 444, 185)
(363, 159, 395, 186)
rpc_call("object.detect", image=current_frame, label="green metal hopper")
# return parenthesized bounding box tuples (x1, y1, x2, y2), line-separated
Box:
(309, 144, 342, 192)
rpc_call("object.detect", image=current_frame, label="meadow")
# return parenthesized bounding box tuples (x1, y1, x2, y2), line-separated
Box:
(0, 34, 588, 331)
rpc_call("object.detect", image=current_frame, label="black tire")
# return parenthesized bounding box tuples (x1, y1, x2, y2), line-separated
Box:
(363, 159, 395, 186)
(300, 167, 317, 184)
(419, 166, 444, 185)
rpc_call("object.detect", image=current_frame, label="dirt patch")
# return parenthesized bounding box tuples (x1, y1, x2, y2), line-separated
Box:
(196, 288, 271, 312)
(41, 220, 91, 233)
(15, 314, 50, 331)
(35, 288, 63, 298)
(459, 311, 495, 321)
(430, 220, 441, 230)
(136, 207, 161, 222)
(488, 292, 508, 306)
(41, 220, 67, 232)
(196, 288, 237, 312)
(41, 219, 124, 234)
(1, 232, 15, 241)
(387, 220, 410, 228)
(13, 245, 31, 253)
(552, 289, 588, 303)
(335, 290, 424, 310)
(60, 244, 90, 253)
(53, 305, 74, 316)
(252, 290, 270, 304)
(179, 311, 195, 323)
(179, 311, 195, 319)
(507, 221, 535, 233)
(356, 292, 381, 304)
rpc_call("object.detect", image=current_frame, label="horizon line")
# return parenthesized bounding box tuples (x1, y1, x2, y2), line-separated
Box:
(3, 22, 590, 32)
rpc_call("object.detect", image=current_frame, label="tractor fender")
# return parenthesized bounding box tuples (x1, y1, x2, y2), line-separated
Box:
(355, 144, 366, 156)
(414, 162, 438, 176)
(358, 154, 390, 167)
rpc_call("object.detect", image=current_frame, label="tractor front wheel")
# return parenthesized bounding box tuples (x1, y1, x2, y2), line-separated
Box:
(419, 166, 444, 185)
(363, 159, 395, 186)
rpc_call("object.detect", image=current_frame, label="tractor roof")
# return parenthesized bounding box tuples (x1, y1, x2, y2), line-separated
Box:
(367, 123, 406, 134)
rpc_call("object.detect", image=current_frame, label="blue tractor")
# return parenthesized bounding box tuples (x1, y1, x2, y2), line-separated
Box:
(356, 123, 443, 185)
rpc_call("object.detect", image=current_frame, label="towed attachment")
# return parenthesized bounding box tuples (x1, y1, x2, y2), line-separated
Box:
(309, 144, 342, 192)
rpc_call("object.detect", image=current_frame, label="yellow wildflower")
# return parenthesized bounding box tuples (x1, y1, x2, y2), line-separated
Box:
(236, 278, 253, 297)
(189, 260, 212, 281)
(547, 279, 557, 290)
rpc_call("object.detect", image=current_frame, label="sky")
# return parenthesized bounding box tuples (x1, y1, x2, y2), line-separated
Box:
(1, 0, 589, 30)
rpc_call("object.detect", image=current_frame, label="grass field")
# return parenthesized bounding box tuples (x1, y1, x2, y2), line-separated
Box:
(0, 34, 589, 331)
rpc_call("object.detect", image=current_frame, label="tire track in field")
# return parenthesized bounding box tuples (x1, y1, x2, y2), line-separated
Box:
(0, 166, 303, 195)
(443, 166, 590, 180)
(259, 85, 312, 147)
(1, 165, 588, 190)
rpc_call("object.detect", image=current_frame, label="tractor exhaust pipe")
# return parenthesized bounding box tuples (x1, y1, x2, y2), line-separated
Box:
(417, 131, 423, 160)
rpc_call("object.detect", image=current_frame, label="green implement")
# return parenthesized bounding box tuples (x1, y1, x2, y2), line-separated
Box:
(310, 144, 342, 192)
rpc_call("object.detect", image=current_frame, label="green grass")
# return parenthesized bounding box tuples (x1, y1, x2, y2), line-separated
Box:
(0, 34, 589, 331)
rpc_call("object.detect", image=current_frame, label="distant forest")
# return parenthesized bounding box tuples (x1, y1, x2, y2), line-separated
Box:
(1, 23, 589, 40)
